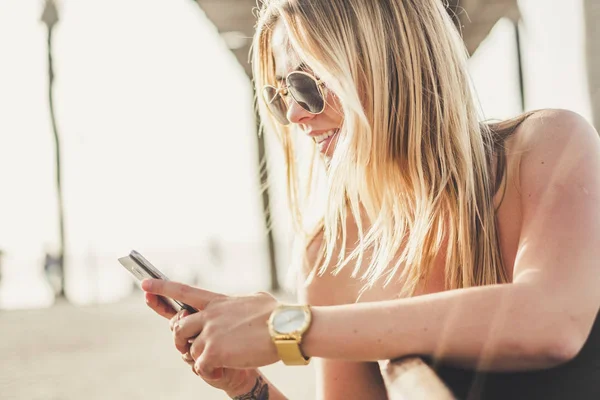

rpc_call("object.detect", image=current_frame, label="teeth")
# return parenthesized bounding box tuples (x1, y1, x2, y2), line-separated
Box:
(314, 130, 337, 143)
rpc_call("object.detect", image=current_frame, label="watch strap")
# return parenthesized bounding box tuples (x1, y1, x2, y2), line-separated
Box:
(274, 339, 310, 366)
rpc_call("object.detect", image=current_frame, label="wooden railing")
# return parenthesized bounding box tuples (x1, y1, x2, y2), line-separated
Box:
(380, 357, 456, 399)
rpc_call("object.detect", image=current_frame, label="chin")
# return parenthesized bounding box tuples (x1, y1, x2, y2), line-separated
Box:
(319, 133, 340, 158)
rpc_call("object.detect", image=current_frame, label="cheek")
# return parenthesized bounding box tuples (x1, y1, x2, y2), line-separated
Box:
(324, 92, 344, 124)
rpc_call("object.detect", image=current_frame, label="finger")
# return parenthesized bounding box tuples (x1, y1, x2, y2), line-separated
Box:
(169, 309, 188, 332)
(195, 355, 223, 381)
(172, 311, 191, 353)
(189, 337, 206, 362)
(141, 279, 221, 310)
(169, 314, 178, 332)
(181, 351, 195, 366)
(173, 329, 191, 355)
(177, 312, 206, 346)
(205, 367, 224, 381)
(175, 313, 204, 354)
(145, 293, 177, 319)
(175, 312, 205, 342)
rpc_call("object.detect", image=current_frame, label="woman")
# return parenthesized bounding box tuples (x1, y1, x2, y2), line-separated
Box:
(142, 0, 600, 399)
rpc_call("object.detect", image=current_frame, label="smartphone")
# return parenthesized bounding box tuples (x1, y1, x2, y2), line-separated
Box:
(118, 250, 198, 314)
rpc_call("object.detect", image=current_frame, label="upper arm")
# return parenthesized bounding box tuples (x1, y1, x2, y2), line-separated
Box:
(513, 109, 600, 343)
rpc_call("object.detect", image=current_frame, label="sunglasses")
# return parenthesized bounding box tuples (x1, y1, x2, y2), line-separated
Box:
(262, 71, 327, 125)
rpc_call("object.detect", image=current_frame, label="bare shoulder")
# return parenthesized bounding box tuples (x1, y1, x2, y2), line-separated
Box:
(512, 109, 599, 160)
(510, 109, 600, 189)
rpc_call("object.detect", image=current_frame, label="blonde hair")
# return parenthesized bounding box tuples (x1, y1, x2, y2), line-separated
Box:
(252, 0, 531, 297)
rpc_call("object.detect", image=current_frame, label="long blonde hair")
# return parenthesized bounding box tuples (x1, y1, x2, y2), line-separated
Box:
(252, 0, 530, 296)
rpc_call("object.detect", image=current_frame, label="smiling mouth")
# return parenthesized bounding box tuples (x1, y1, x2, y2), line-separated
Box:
(313, 129, 339, 144)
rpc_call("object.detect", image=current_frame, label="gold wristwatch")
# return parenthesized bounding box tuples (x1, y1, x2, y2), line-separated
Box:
(267, 304, 312, 366)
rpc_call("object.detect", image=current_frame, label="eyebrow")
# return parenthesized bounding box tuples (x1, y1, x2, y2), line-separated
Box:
(275, 62, 309, 82)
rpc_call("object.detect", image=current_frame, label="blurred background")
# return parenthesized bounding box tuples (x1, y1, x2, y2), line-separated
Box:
(0, 0, 597, 399)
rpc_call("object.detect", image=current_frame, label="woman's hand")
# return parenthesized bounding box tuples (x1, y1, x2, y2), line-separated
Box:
(168, 310, 257, 396)
(141, 279, 281, 374)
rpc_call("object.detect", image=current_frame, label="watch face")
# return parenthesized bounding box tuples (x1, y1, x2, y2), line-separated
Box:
(272, 308, 307, 334)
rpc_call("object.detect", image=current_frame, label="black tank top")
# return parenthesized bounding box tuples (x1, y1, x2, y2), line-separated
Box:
(426, 312, 600, 399)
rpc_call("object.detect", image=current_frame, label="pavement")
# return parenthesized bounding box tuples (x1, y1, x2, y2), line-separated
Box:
(0, 293, 316, 400)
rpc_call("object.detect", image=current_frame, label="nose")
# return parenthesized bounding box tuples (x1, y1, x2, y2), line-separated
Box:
(286, 97, 315, 125)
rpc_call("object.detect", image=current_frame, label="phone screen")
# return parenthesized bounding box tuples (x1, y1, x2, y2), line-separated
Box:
(118, 250, 198, 314)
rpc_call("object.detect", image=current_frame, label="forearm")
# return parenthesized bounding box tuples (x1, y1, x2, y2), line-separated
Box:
(226, 370, 287, 400)
(303, 282, 581, 371)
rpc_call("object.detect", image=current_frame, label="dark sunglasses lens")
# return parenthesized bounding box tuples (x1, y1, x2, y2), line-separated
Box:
(287, 73, 325, 114)
(262, 86, 289, 125)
